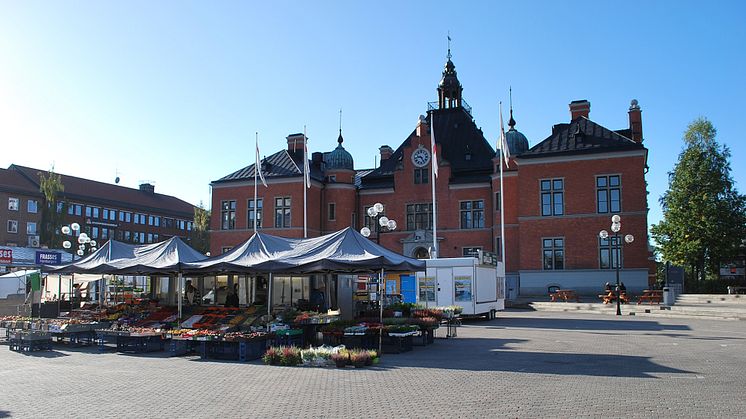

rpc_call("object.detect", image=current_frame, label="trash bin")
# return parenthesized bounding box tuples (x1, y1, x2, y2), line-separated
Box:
(663, 287, 674, 306)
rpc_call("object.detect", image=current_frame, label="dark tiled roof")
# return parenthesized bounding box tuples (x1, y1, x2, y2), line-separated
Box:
(520, 117, 644, 158)
(360, 107, 494, 189)
(354, 169, 375, 188)
(9, 165, 195, 217)
(0, 168, 40, 196)
(212, 149, 324, 185)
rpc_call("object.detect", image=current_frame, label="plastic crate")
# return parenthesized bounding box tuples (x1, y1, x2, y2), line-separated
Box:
(116, 335, 164, 353)
(169, 339, 194, 357)
(381, 335, 413, 354)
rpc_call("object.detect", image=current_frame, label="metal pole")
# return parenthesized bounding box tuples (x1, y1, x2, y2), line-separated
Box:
(267, 273, 273, 331)
(615, 231, 621, 316)
(378, 268, 384, 357)
(178, 272, 183, 321)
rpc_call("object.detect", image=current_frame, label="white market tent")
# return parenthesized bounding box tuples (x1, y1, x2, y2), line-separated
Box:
(0, 269, 34, 299)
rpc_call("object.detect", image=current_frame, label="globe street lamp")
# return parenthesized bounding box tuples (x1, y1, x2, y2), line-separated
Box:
(61, 222, 97, 258)
(599, 214, 634, 316)
(360, 202, 397, 244)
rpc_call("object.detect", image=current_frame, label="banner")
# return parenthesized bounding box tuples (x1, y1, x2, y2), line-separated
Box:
(28, 271, 41, 291)
(36, 250, 62, 265)
(0, 248, 11, 264)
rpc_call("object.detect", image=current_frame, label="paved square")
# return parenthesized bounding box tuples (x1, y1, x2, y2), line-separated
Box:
(1, 310, 745, 418)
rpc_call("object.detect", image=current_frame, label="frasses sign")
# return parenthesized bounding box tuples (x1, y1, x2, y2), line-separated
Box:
(35, 251, 61, 265)
(0, 248, 12, 264)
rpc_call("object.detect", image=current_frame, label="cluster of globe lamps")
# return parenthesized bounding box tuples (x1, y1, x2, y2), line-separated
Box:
(360, 202, 397, 242)
(60, 223, 97, 257)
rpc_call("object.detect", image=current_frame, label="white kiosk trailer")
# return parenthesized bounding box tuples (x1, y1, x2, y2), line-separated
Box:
(416, 251, 505, 319)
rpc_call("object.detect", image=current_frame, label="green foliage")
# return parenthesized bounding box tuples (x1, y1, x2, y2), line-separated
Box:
(191, 202, 211, 254)
(651, 118, 746, 282)
(38, 168, 65, 248)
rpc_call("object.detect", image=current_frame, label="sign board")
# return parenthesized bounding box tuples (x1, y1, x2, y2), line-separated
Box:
(0, 248, 12, 264)
(454, 275, 473, 302)
(478, 250, 498, 266)
(36, 251, 62, 265)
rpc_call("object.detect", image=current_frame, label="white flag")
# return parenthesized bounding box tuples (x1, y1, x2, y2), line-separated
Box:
(499, 102, 511, 166)
(303, 133, 311, 188)
(255, 139, 267, 187)
(430, 115, 438, 178)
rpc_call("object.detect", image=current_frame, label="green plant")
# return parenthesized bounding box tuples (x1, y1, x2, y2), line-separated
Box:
(331, 351, 349, 368)
(280, 346, 301, 366)
(349, 350, 370, 367)
(262, 346, 281, 365)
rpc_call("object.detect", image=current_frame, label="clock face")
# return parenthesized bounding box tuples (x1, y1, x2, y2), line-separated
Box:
(411, 147, 431, 167)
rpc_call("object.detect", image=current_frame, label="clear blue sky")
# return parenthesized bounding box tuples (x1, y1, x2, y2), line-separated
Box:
(1, 1, 744, 231)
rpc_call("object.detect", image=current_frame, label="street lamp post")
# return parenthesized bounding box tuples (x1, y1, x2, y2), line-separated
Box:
(61, 223, 98, 307)
(360, 202, 398, 244)
(599, 214, 634, 316)
(360, 202, 397, 357)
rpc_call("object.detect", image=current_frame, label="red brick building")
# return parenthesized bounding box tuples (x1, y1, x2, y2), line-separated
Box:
(1, 165, 196, 251)
(210, 54, 653, 296)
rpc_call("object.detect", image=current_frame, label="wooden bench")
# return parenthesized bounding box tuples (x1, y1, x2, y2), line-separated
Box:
(637, 290, 663, 304)
(550, 289, 580, 302)
(598, 292, 630, 304)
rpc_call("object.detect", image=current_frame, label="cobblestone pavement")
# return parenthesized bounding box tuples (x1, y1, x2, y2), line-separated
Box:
(2, 310, 745, 418)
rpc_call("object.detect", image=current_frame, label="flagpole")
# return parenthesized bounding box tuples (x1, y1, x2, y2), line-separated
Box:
(499, 102, 507, 272)
(430, 115, 438, 258)
(303, 125, 308, 238)
(254, 132, 259, 233)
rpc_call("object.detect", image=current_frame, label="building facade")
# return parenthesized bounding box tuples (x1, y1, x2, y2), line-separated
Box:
(0, 165, 196, 254)
(210, 54, 653, 295)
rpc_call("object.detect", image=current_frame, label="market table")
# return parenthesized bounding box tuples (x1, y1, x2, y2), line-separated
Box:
(96, 330, 165, 353)
(197, 337, 269, 362)
(8, 330, 52, 352)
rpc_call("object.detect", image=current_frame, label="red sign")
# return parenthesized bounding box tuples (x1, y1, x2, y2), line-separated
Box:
(0, 249, 12, 264)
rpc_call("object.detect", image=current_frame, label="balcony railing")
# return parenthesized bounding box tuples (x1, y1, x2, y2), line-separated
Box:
(427, 99, 472, 117)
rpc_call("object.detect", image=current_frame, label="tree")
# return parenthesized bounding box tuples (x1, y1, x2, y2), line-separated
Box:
(651, 118, 746, 285)
(39, 168, 65, 248)
(191, 202, 211, 254)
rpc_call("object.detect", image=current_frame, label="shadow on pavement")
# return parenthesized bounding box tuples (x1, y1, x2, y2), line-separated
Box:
(381, 338, 693, 378)
(18, 350, 69, 358)
(473, 316, 691, 332)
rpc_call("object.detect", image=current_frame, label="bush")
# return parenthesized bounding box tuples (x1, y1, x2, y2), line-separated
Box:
(262, 346, 281, 365)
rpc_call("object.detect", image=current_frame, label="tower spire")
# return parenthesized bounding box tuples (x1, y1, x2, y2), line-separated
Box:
(447, 32, 452, 60)
(508, 86, 516, 129)
(337, 108, 344, 144)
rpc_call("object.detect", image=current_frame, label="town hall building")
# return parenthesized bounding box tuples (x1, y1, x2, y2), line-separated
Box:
(210, 52, 653, 296)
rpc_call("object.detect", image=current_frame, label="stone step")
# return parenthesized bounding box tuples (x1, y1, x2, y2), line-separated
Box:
(528, 301, 746, 321)
(675, 294, 746, 305)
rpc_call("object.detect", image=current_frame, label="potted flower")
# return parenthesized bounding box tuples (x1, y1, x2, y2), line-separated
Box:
(349, 350, 370, 368)
(365, 350, 378, 366)
(331, 351, 349, 368)
(262, 346, 281, 365)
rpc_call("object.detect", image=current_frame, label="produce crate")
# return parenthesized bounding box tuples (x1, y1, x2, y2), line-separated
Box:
(412, 329, 435, 346)
(381, 335, 413, 354)
(52, 330, 97, 346)
(116, 335, 164, 353)
(273, 330, 304, 347)
(342, 334, 376, 350)
(96, 332, 119, 352)
(243, 338, 268, 361)
(169, 338, 195, 357)
(9, 332, 53, 352)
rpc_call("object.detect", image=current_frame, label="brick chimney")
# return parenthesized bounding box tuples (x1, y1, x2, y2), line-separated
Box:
(287, 133, 305, 153)
(139, 183, 155, 194)
(379, 145, 393, 161)
(628, 99, 643, 143)
(569, 100, 590, 120)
